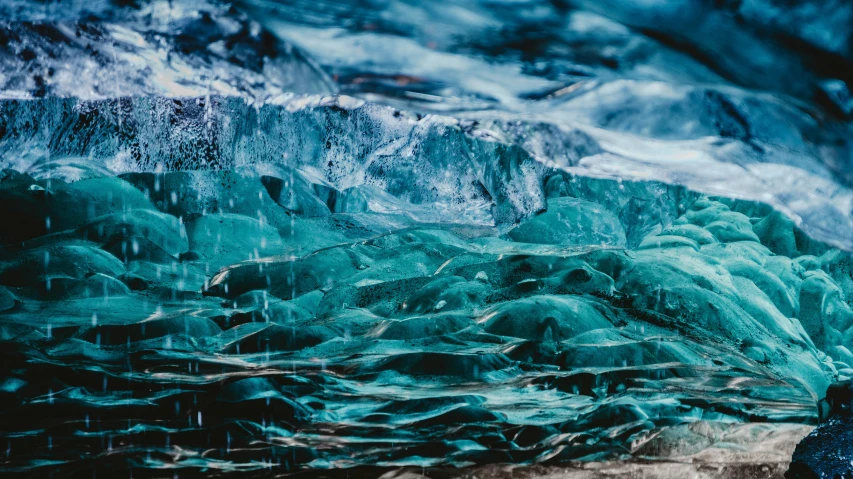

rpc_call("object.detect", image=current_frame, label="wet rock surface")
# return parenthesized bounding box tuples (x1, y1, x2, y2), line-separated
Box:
(787, 380, 853, 478)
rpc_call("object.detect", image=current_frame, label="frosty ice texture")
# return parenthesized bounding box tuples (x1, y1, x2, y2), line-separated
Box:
(1, 0, 852, 476)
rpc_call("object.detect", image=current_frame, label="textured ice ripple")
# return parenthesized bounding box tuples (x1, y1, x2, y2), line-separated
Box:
(1, 0, 853, 476)
(0, 163, 849, 474)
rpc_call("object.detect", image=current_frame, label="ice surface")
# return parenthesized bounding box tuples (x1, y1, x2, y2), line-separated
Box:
(0, 0, 852, 476)
(0, 0, 334, 99)
(0, 163, 848, 473)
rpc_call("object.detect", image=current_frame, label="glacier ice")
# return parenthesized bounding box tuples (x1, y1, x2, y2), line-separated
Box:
(0, 144, 848, 473)
(0, 0, 852, 477)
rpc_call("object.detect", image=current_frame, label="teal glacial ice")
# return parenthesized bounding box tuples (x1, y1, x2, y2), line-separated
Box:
(0, 0, 852, 477)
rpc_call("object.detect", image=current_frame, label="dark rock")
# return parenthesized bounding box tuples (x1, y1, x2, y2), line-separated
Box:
(787, 380, 853, 478)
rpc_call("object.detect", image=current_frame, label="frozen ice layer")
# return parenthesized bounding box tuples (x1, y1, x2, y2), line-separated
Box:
(0, 156, 851, 473)
(1, 0, 852, 476)
(3, 94, 852, 253)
